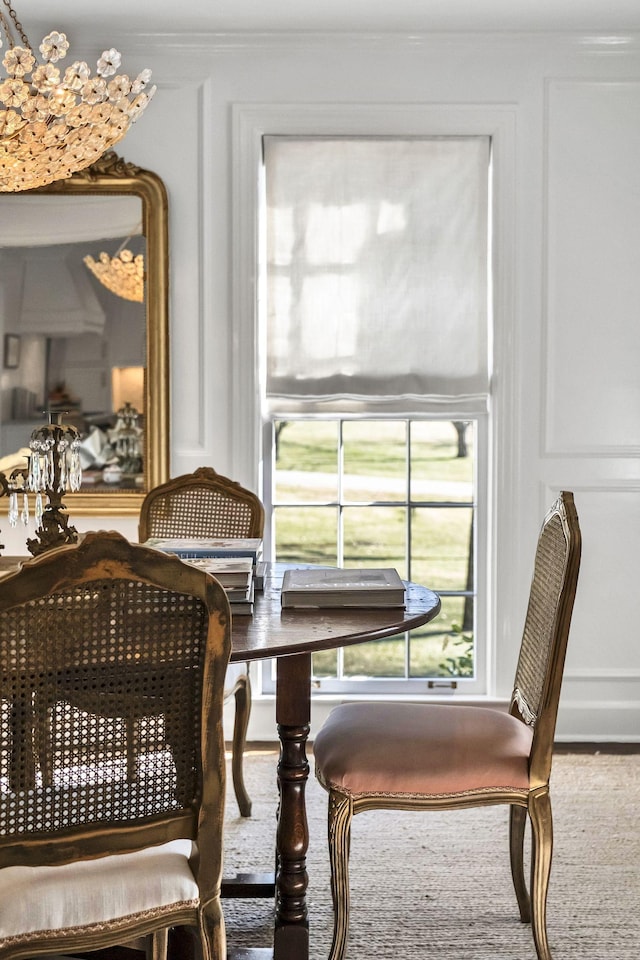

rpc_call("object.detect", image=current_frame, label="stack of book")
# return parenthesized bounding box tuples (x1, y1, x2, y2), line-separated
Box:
(280, 567, 406, 609)
(143, 537, 263, 615)
(182, 555, 255, 613)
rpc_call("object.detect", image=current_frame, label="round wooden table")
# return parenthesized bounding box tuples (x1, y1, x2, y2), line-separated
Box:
(228, 563, 441, 960)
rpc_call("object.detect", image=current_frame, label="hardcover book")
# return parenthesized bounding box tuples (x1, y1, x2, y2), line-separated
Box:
(180, 555, 254, 588)
(280, 567, 405, 609)
(143, 537, 263, 563)
(228, 582, 255, 615)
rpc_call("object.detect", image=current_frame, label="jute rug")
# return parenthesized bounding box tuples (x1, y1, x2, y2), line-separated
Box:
(223, 749, 640, 959)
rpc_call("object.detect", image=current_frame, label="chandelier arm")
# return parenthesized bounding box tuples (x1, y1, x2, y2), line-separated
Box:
(115, 235, 134, 257)
(1, 0, 30, 48)
(0, 10, 15, 47)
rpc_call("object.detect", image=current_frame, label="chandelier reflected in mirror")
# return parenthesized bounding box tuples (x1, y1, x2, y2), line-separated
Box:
(0, 0, 156, 192)
(84, 242, 145, 302)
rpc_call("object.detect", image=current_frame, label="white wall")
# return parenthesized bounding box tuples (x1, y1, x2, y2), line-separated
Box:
(5, 28, 640, 740)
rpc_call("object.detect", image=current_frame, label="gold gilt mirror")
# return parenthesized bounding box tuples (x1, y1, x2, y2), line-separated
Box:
(0, 152, 169, 516)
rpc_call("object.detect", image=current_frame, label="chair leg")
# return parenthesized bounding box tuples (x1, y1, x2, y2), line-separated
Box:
(231, 671, 252, 817)
(146, 928, 168, 960)
(199, 898, 227, 960)
(529, 788, 554, 960)
(327, 790, 354, 960)
(509, 803, 531, 922)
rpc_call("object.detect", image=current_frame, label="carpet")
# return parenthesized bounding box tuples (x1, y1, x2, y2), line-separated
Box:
(223, 749, 640, 959)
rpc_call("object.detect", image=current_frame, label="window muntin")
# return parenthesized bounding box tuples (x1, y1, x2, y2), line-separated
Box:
(267, 417, 479, 692)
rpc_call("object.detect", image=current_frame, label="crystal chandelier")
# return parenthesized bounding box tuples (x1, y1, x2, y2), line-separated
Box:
(84, 243, 145, 302)
(0, 0, 156, 193)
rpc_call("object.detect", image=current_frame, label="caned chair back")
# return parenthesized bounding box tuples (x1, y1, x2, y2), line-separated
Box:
(138, 466, 264, 541)
(510, 491, 581, 784)
(0, 531, 231, 880)
(137, 466, 263, 819)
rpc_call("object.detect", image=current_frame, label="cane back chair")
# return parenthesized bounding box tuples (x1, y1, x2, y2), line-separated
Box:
(313, 491, 582, 960)
(0, 530, 231, 960)
(139, 466, 265, 817)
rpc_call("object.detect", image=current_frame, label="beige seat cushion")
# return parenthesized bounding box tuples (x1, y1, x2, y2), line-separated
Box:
(313, 702, 533, 799)
(0, 839, 198, 943)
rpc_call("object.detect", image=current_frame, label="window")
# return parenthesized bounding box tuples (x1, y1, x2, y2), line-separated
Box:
(268, 416, 482, 693)
(260, 135, 491, 695)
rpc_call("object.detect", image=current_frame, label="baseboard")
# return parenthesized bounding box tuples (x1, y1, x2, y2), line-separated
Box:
(553, 741, 640, 753)
(238, 740, 640, 755)
(236, 693, 640, 744)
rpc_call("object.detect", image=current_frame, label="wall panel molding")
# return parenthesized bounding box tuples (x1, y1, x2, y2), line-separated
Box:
(144, 78, 218, 472)
(542, 78, 640, 458)
(556, 701, 640, 741)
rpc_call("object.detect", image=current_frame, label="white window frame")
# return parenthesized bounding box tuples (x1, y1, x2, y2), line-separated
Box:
(231, 102, 517, 701)
(261, 411, 488, 696)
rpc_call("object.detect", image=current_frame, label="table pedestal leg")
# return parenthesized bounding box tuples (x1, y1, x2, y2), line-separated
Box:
(274, 652, 311, 960)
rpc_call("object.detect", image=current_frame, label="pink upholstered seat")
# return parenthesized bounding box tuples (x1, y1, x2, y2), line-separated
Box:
(313, 492, 581, 960)
(315, 701, 533, 799)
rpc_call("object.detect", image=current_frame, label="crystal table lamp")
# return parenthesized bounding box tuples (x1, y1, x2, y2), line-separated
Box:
(25, 412, 81, 555)
(0, 412, 81, 556)
(110, 401, 143, 476)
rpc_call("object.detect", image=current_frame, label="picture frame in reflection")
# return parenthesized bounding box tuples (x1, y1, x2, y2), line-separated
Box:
(3, 334, 20, 370)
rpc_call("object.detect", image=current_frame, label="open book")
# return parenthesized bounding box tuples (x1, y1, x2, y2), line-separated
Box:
(281, 567, 405, 609)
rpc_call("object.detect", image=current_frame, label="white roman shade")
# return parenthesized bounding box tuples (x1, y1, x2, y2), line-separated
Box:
(264, 135, 490, 414)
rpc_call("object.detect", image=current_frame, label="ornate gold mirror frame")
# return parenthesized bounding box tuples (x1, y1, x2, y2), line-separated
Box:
(4, 152, 169, 517)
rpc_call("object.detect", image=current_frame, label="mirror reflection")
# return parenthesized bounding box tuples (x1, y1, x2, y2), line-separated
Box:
(0, 154, 169, 516)
(1, 198, 145, 485)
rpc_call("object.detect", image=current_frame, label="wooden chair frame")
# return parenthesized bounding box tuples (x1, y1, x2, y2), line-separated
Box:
(0, 530, 231, 960)
(138, 466, 264, 817)
(314, 492, 582, 960)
